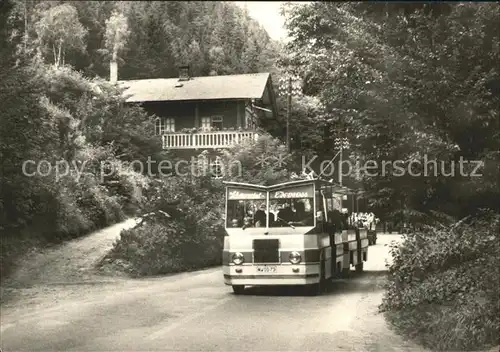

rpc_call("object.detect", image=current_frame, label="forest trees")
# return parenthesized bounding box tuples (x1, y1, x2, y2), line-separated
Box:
(281, 2, 500, 221)
(280, 4, 500, 350)
(8, 1, 277, 78)
(33, 3, 87, 66)
(0, 0, 284, 282)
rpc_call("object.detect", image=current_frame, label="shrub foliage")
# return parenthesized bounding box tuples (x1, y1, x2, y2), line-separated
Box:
(100, 175, 226, 277)
(380, 211, 500, 351)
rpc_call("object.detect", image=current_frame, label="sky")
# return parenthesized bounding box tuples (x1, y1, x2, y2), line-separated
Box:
(233, 1, 289, 41)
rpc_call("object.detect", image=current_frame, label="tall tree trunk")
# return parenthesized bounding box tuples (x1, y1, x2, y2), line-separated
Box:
(24, 0, 28, 52)
(52, 44, 57, 66)
(57, 42, 62, 67)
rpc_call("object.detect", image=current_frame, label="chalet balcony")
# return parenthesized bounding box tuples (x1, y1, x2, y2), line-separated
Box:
(161, 130, 259, 149)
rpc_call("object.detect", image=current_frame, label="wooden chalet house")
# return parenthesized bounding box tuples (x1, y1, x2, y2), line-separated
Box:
(112, 63, 277, 154)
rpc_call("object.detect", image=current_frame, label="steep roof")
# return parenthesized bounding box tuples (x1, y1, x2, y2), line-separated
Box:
(118, 72, 271, 103)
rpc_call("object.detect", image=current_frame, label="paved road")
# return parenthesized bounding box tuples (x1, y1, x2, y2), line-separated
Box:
(1, 234, 426, 352)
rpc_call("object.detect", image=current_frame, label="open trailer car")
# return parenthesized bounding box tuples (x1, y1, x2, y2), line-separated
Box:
(222, 178, 370, 295)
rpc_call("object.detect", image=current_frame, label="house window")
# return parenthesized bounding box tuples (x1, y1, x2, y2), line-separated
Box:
(201, 117, 211, 131)
(211, 116, 223, 130)
(201, 116, 223, 131)
(165, 118, 175, 132)
(155, 117, 175, 135)
(155, 117, 162, 135)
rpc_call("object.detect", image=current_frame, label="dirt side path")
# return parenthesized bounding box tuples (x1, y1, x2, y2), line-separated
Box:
(0, 219, 138, 305)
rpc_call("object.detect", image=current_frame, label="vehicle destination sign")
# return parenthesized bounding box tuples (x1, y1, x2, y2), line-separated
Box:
(270, 185, 313, 199)
(227, 188, 266, 200)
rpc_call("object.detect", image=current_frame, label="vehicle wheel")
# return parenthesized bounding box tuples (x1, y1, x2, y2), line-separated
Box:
(341, 266, 350, 278)
(232, 285, 245, 295)
(320, 260, 328, 293)
(355, 262, 364, 273)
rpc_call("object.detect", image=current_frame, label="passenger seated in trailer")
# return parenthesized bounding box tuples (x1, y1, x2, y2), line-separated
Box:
(342, 211, 353, 230)
(328, 209, 343, 233)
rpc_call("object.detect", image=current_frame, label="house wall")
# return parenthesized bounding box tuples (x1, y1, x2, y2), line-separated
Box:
(141, 101, 195, 130)
(141, 100, 247, 130)
(244, 99, 268, 128)
(198, 101, 239, 128)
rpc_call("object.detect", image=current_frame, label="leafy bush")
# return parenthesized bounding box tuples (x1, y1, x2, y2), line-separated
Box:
(380, 211, 500, 351)
(100, 175, 226, 277)
(105, 222, 188, 276)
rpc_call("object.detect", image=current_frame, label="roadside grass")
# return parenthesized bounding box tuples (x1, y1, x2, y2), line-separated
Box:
(380, 211, 500, 351)
(0, 211, 128, 289)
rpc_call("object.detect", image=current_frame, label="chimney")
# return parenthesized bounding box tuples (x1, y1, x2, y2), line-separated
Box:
(110, 60, 118, 84)
(178, 65, 190, 81)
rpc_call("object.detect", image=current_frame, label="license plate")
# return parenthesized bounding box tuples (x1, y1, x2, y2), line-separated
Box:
(256, 265, 277, 273)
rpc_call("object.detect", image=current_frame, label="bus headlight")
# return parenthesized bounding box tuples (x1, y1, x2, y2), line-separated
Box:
(289, 251, 302, 264)
(232, 252, 244, 265)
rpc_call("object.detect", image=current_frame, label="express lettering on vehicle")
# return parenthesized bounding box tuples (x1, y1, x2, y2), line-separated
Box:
(273, 191, 308, 198)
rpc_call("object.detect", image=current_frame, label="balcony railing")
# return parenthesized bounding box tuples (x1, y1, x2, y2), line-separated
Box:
(161, 131, 258, 149)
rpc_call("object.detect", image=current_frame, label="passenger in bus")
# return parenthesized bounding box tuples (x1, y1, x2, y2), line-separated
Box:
(254, 203, 266, 227)
(276, 202, 294, 225)
(254, 203, 274, 227)
(290, 201, 313, 226)
(243, 215, 253, 228)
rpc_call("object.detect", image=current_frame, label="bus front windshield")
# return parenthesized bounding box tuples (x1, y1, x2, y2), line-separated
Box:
(226, 187, 267, 228)
(269, 198, 314, 227)
(225, 185, 316, 229)
(226, 199, 267, 228)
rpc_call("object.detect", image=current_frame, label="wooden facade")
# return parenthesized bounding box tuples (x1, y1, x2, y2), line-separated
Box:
(120, 70, 276, 151)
